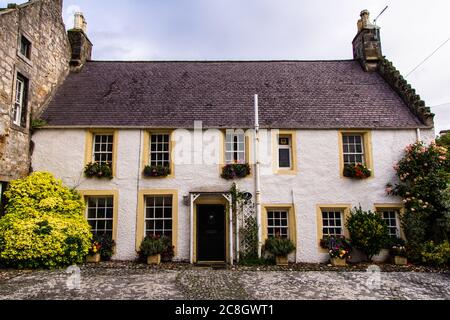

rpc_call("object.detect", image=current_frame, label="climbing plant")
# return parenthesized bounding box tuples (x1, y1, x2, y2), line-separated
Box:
(387, 141, 450, 261)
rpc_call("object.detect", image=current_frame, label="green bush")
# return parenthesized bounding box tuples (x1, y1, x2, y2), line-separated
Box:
(139, 235, 169, 257)
(0, 172, 92, 269)
(264, 237, 295, 257)
(421, 241, 450, 266)
(346, 206, 389, 261)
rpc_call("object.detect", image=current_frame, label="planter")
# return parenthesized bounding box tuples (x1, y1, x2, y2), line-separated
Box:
(275, 255, 288, 266)
(394, 255, 407, 265)
(330, 257, 347, 266)
(147, 254, 161, 265)
(86, 253, 101, 263)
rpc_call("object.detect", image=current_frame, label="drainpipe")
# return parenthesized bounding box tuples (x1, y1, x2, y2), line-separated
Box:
(254, 94, 262, 258)
(416, 128, 422, 142)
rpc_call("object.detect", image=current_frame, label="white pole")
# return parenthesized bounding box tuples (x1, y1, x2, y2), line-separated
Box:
(416, 128, 422, 142)
(229, 201, 234, 265)
(254, 94, 262, 258)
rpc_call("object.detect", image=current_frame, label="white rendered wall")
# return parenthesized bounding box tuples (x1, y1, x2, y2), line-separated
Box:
(31, 128, 435, 262)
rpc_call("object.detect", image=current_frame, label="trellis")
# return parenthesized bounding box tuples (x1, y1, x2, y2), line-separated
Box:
(236, 197, 257, 259)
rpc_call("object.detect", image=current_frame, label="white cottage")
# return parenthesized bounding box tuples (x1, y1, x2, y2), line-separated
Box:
(31, 10, 435, 264)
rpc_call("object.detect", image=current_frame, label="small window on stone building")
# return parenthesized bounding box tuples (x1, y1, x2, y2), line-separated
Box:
(12, 73, 28, 127)
(19, 35, 31, 60)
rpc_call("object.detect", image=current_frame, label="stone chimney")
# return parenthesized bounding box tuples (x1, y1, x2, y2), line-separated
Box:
(68, 12, 92, 70)
(352, 10, 383, 72)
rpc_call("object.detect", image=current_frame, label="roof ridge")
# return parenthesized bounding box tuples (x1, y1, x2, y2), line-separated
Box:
(85, 59, 356, 63)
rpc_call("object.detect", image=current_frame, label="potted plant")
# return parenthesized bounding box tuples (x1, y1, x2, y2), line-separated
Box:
(143, 165, 171, 178)
(84, 162, 113, 179)
(389, 237, 407, 265)
(139, 235, 168, 265)
(343, 163, 371, 179)
(264, 236, 295, 266)
(221, 162, 251, 180)
(93, 234, 116, 261)
(320, 236, 352, 266)
(86, 240, 102, 263)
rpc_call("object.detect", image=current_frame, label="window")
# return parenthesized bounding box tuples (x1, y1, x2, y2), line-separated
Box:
(86, 196, 114, 237)
(19, 35, 31, 59)
(278, 135, 292, 169)
(12, 74, 28, 127)
(225, 132, 245, 164)
(378, 208, 401, 238)
(150, 134, 170, 167)
(342, 134, 364, 165)
(93, 134, 113, 164)
(145, 195, 173, 238)
(321, 209, 344, 237)
(267, 210, 289, 238)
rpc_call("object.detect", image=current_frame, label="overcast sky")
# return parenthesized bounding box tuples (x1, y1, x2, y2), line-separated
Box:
(2, 0, 449, 133)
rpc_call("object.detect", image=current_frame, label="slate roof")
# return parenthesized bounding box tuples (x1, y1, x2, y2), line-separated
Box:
(41, 60, 427, 129)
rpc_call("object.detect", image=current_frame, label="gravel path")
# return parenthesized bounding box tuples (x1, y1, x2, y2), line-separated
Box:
(0, 263, 449, 300)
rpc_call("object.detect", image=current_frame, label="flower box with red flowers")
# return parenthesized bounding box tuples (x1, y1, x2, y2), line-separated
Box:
(221, 163, 251, 180)
(343, 163, 371, 179)
(143, 165, 171, 178)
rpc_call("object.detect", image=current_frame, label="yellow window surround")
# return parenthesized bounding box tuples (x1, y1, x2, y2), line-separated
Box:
(135, 189, 178, 256)
(316, 204, 351, 253)
(261, 204, 297, 247)
(84, 129, 118, 177)
(271, 130, 298, 175)
(374, 203, 405, 240)
(337, 130, 374, 178)
(141, 130, 175, 178)
(77, 190, 119, 242)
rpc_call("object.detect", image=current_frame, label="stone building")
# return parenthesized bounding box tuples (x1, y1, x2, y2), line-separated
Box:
(0, 2, 436, 264)
(0, 0, 90, 209)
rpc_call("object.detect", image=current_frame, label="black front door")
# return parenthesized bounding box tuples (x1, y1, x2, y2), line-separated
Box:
(197, 204, 226, 261)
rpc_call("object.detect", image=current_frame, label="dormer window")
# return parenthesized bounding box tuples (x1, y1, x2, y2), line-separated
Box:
(19, 35, 31, 60)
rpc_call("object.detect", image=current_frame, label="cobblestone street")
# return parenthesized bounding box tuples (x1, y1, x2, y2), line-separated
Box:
(1, 264, 449, 300)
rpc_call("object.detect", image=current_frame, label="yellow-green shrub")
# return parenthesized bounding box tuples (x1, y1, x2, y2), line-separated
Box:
(0, 172, 92, 269)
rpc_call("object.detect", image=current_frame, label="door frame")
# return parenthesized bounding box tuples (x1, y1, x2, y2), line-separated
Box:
(193, 196, 230, 263)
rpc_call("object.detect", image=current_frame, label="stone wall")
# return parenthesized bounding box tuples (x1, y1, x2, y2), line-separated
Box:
(0, 0, 71, 181)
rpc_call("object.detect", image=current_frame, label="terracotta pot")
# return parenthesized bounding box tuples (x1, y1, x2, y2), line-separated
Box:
(147, 254, 161, 265)
(330, 257, 347, 266)
(276, 255, 288, 266)
(394, 255, 407, 265)
(86, 253, 101, 263)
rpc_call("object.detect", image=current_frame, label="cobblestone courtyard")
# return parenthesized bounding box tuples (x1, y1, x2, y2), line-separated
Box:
(1, 264, 449, 300)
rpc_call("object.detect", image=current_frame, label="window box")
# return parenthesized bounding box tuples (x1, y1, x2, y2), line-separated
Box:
(320, 236, 351, 266)
(86, 253, 101, 263)
(143, 165, 171, 178)
(221, 163, 251, 180)
(343, 163, 371, 179)
(84, 162, 113, 179)
(147, 254, 161, 265)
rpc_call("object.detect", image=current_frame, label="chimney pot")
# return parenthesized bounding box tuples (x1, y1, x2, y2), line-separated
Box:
(74, 12, 87, 34)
